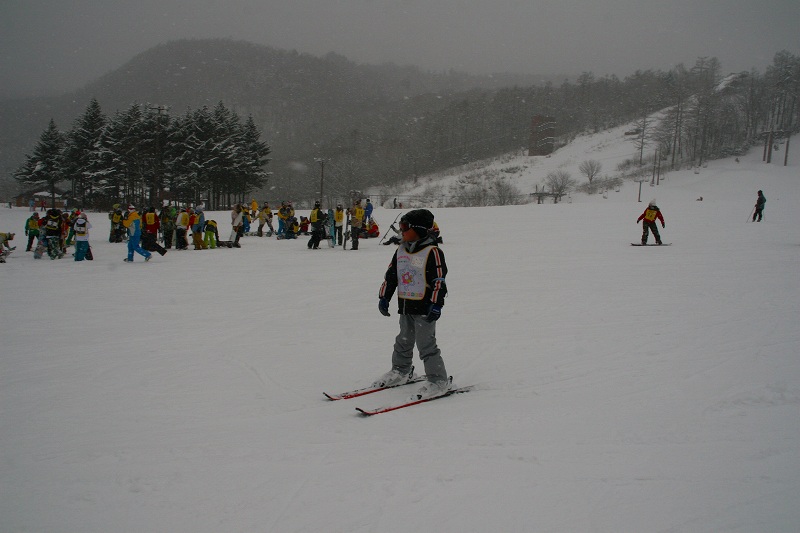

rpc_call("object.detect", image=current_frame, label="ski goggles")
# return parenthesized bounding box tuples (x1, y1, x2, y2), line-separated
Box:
(399, 221, 426, 234)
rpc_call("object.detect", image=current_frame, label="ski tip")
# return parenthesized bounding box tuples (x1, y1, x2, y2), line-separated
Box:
(323, 392, 340, 401)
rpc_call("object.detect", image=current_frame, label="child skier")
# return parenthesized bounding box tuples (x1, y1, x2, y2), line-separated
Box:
(376, 209, 450, 400)
(636, 199, 665, 245)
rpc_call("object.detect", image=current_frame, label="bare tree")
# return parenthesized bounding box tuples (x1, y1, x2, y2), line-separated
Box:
(545, 170, 577, 202)
(630, 114, 652, 164)
(492, 178, 523, 205)
(578, 159, 602, 184)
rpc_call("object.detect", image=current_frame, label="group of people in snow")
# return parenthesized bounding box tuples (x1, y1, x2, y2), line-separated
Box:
(15, 208, 93, 261)
(634, 189, 766, 245)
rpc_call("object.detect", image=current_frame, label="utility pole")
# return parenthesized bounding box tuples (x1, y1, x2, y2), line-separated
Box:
(637, 178, 647, 202)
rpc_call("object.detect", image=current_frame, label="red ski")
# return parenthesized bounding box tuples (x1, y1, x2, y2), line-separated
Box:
(356, 382, 472, 416)
(324, 374, 425, 401)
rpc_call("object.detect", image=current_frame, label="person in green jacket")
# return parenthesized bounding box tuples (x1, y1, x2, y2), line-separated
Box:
(24, 212, 40, 251)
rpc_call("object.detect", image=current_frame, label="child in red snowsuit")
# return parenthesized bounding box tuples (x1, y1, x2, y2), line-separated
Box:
(637, 200, 665, 245)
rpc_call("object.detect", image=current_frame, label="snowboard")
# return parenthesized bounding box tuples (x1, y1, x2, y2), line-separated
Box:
(327, 209, 335, 246)
(33, 238, 46, 259)
(342, 212, 351, 250)
(631, 243, 672, 246)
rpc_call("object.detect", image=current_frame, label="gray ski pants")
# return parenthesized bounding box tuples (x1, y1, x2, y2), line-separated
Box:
(391, 314, 447, 383)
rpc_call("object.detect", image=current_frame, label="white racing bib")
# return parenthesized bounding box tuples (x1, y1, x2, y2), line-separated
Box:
(396, 246, 433, 300)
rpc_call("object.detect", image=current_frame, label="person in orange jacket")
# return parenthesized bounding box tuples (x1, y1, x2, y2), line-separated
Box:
(636, 199, 665, 245)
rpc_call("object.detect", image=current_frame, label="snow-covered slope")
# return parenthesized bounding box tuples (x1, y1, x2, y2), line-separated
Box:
(2, 134, 798, 532)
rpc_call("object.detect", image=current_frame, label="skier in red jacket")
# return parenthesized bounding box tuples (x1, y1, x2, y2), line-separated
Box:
(637, 199, 665, 245)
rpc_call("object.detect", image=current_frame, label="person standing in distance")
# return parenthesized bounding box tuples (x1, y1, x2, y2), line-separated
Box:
(375, 209, 450, 400)
(753, 190, 766, 222)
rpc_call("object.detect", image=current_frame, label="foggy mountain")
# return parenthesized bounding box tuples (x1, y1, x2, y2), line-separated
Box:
(0, 38, 551, 199)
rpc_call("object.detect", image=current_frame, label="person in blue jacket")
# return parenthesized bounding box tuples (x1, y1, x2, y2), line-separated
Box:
(122, 205, 152, 262)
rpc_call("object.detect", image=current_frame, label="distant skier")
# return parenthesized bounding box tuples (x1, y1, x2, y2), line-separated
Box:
(752, 190, 766, 222)
(375, 209, 451, 400)
(636, 199, 665, 245)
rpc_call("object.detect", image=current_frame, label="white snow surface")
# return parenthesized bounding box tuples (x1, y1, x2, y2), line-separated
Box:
(2, 131, 799, 532)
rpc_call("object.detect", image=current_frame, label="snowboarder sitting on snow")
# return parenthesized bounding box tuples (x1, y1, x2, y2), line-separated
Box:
(384, 220, 442, 246)
(636, 199, 665, 245)
(361, 217, 380, 238)
(753, 190, 766, 222)
(298, 216, 310, 235)
(278, 216, 299, 239)
(0, 232, 14, 263)
(0, 232, 15, 251)
(108, 204, 125, 243)
(375, 209, 451, 400)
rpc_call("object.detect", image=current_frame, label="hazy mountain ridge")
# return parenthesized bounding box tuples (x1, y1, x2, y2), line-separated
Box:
(0, 38, 551, 198)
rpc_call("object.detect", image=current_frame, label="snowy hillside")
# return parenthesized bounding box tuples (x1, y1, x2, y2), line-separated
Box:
(1, 131, 799, 532)
(389, 119, 714, 206)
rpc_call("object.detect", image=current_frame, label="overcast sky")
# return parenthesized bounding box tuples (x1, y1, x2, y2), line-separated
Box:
(1, 0, 798, 99)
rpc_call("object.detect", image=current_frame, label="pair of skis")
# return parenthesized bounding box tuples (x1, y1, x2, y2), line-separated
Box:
(324, 374, 471, 416)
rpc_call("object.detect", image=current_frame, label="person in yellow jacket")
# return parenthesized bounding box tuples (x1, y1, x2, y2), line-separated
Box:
(333, 203, 344, 245)
(175, 208, 190, 250)
(24, 212, 40, 251)
(257, 202, 273, 236)
(307, 200, 328, 249)
(348, 199, 365, 250)
(250, 198, 258, 217)
(204, 219, 218, 249)
(121, 205, 152, 262)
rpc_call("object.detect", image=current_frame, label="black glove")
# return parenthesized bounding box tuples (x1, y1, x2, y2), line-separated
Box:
(378, 298, 390, 317)
(425, 304, 442, 322)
